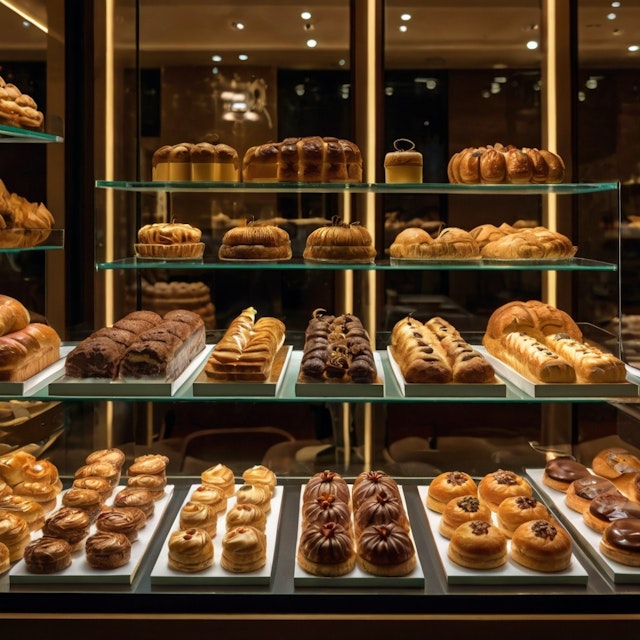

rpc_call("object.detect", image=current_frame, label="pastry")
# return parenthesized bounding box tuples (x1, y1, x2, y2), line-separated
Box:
(0, 509, 31, 561)
(384, 138, 423, 183)
(301, 493, 352, 531)
(235, 484, 271, 513)
(541, 457, 591, 492)
(201, 463, 236, 498)
(0, 480, 11, 499)
(112, 487, 155, 520)
(0, 294, 30, 336)
(126, 473, 167, 499)
(480, 227, 577, 260)
(135, 221, 204, 259)
(496, 495, 554, 538)
(20, 459, 60, 487)
(302, 469, 351, 505)
(151, 145, 171, 180)
(427, 471, 477, 513)
(565, 475, 619, 513)
(583, 492, 640, 533)
(0, 450, 35, 485)
(447, 520, 508, 569)
(219, 220, 292, 261)
(220, 525, 267, 573)
(477, 469, 532, 512)
(0, 323, 62, 382)
(12, 480, 59, 512)
(42, 506, 91, 551)
(74, 461, 120, 488)
(510, 519, 572, 572)
(225, 503, 267, 533)
(303, 216, 376, 263)
(168, 527, 214, 572)
(127, 453, 169, 478)
(180, 501, 218, 538)
(242, 465, 276, 496)
(61, 487, 103, 523)
(353, 490, 409, 538)
(438, 495, 492, 539)
(167, 142, 192, 180)
(189, 485, 228, 513)
(0, 494, 45, 531)
(72, 476, 113, 501)
(611, 473, 640, 502)
(600, 518, 640, 567)
(23, 536, 72, 574)
(592, 447, 640, 479)
(356, 522, 417, 576)
(85, 531, 132, 570)
(85, 448, 126, 471)
(0, 541, 9, 573)
(96, 506, 147, 542)
(297, 521, 355, 577)
(351, 470, 400, 510)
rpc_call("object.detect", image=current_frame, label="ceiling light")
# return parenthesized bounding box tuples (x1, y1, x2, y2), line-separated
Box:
(399, 25, 408, 33)
(586, 77, 598, 89)
(611, 1, 621, 6)
(400, 13, 411, 21)
(301, 11, 312, 20)
(306, 38, 317, 48)
(526, 40, 539, 50)
(338, 59, 346, 67)
(231, 21, 245, 30)
(628, 44, 640, 52)
(211, 55, 222, 62)
(607, 12, 617, 20)
(238, 54, 248, 61)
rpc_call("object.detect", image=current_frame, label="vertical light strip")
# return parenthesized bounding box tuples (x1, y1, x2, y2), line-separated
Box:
(544, 0, 558, 307)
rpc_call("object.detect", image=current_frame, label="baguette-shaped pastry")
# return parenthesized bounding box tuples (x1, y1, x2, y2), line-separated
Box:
(0, 295, 30, 336)
(0, 323, 61, 381)
(485, 331, 576, 383)
(207, 307, 257, 364)
(426, 317, 495, 383)
(543, 333, 627, 383)
(390, 316, 452, 383)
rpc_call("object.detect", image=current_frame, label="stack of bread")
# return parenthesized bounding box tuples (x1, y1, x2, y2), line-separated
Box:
(482, 299, 627, 384)
(297, 469, 416, 577)
(204, 306, 286, 382)
(304, 216, 376, 263)
(135, 221, 204, 260)
(65, 309, 206, 381)
(0, 76, 44, 131)
(0, 180, 55, 248)
(219, 219, 292, 261)
(0, 295, 61, 382)
(447, 143, 565, 184)
(427, 468, 573, 572)
(242, 136, 362, 183)
(300, 308, 377, 383)
(389, 315, 495, 384)
(152, 142, 240, 182)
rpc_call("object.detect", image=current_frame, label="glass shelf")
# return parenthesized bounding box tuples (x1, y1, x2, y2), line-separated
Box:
(95, 179, 619, 195)
(0, 229, 64, 251)
(0, 123, 63, 143)
(95, 256, 616, 271)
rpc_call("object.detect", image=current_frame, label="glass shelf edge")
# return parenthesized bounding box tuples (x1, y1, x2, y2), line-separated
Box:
(0, 123, 63, 143)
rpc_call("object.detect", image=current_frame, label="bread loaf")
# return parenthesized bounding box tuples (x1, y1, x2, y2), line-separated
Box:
(481, 227, 577, 260)
(0, 323, 61, 381)
(389, 226, 480, 260)
(0, 295, 30, 336)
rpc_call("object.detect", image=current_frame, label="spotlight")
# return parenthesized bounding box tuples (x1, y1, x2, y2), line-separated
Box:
(526, 40, 539, 50)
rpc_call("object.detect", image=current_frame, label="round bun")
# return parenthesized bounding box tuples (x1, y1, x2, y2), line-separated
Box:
(600, 518, 640, 567)
(496, 495, 553, 538)
(565, 475, 618, 513)
(297, 521, 355, 577)
(447, 520, 507, 570)
(168, 528, 214, 573)
(304, 216, 376, 263)
(477, 469, 532, 512)
(42, 506, 91, 551)
(112, 487, 155, 520)
(542, 457, 591, 492)
(85, 531, 132, 570)
(439, 495, 492, 539)
(510, 519, 572, 572)
(95, 506, 146, 542)
(220, 525, 267, 573)
(592, 447, 640, 480)
(427, 471, 477, 513)
(23, 536, 72, 574)
(219, 221, 292, 261)
(0, 494, 45, 531)
(189, 485, 228, 513)
(583, 492, 640, 533)
(356, 522, 416, 576)
(86, 448, 126, 470)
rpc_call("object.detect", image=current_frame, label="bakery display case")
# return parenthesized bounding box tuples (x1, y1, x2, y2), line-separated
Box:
(4, 0, 640, 635)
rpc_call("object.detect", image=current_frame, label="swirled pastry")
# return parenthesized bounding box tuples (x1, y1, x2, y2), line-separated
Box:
(85, 531, 132, 569)
(168, 528, 214, 573)
(220, 525, 267, 573)
(180, 501, 218, 537)
(201, 463, 236, 498)
(225, 503, 267, 533)
(24, 536, 72, 574)
(42, 506, 91, 551)
(219, 220, 292, 261)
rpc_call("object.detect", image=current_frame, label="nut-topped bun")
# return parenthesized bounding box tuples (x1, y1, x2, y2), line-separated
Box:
(439, 495, 492, 539)
(179, 501, 218, 537)
(477, 469, 532, 512)
(189, 485, 228, 514)
(136, 221, 204, 259)
(510, 519, 572, 572)
(496, 495, 554, 538)
(168, 527, 214, 573)
(235, 483, 272, 513)
(219, 220, 292, 261)
(220, 525, 267, 573)
(356, 522, 417, 576)
(304, 216, 376, 263)
(427, 471, 477, 513)
(225, 503, 267, 533)
(447, 520, 507, 569)
(242, 465, 277, 496)
(23, 536, 72, 574)
(297, 521, 355, 577)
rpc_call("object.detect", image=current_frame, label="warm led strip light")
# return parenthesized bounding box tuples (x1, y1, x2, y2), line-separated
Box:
(0, 0, 48, 33)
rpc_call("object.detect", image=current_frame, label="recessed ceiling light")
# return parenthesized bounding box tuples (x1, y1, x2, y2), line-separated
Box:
(526, 40, 539, 50)
(211, 55, 222, 62)
(231, 21, 245, 30)
(238, 54, 248, 61)
(301, 11, 311, 20)
(607, 12, 617, 20)
(628, 44, 640, 52)
(399, 25, 408, 33)
(306, 38, 318, 48)
(338, 59, 346, 67)
(400, 13, 411, 21)
(611, 1, 621, 7)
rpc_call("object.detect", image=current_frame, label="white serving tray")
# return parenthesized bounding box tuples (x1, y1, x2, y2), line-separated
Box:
(294, 485, 425, 588)
(10, 484, 174, 584)
(386, 347, 506, 398)
(527, 467, 640, 584)
(192, 345, 292, 397)
(0, 346, 74, 397)
(47, 345, 214, 397)
(295, 351, 385, 398)
(417, 485, 588, 585)
(150, 483, 282, 585)
(479, 347, 638, 398)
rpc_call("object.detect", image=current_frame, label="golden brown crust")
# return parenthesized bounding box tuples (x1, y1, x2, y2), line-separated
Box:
(42, 506, 91, 550)
(439, 495, 492, 539)
(427, 471, 478, 513)
(0, 323, 62, 382)
(221, 525, 267, 573)
(189, 485, 228, 513)
(304, 217, 375, 263)
(168, 527, 214, 573)
(225, 503, 267, 532)
(510, 519, 572, 571)
(0, 294, 30, 336)
(201, 463, 236, 497)
(477, 469, 532, 512)
(0, 494, 45, 531)
(592, 447, 640, 479)
(85, 531, 131, 569)
(0, 509, 31, 561)
(179, 501, 218, 537)
(496, 495, 553, 538)
(447, 520, 507, 569)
